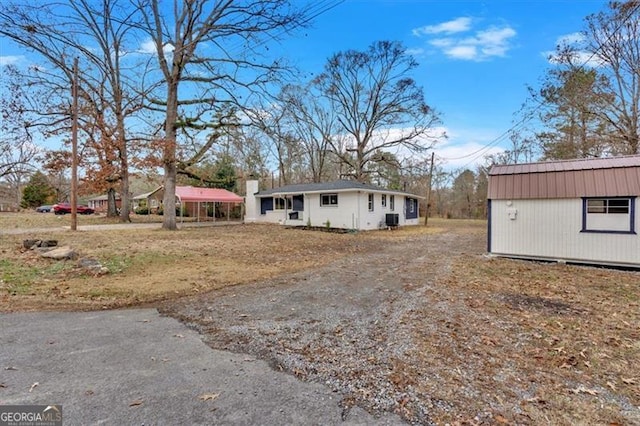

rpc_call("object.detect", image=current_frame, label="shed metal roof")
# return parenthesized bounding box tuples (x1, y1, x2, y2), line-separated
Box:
(255, 180, 423, 198)
(488, 155, 640, 199)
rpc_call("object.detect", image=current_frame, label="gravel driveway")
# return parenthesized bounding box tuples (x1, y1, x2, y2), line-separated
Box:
(161, 226, 485, 425)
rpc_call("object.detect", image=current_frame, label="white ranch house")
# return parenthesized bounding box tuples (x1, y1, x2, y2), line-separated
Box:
(487, 155, 640, 268)
(244, 180, 422, 230)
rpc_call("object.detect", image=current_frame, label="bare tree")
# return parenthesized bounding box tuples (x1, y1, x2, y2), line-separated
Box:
(0, 0, 144, 221)
(276, 83, 337, 182)
(314, 40, 442, 182)
(583, 1, 640, 154)
(139, 0, 313, 230)
(247, 104, 304, 186)
(0, 67, 39, 204)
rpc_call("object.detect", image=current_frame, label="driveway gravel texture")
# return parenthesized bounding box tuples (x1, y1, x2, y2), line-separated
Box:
(161, 226, 486, 425)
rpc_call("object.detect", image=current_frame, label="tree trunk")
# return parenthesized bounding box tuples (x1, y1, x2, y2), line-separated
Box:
(163, 161, 177, 229)
(119, 167, 131, 223)
(162, 78, 179, 230)
(107, 188, 118, 217)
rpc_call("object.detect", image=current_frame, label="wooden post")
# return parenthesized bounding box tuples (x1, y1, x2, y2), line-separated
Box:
(70, 57, 79, 231)
(424, 152, 435, 227)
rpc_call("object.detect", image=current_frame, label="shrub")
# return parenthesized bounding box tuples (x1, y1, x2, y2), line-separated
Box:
(135, 207, 149, 215)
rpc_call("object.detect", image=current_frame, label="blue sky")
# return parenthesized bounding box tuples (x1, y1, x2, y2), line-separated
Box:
(0, 0, 608, 171)
(276, 0, 608, 169)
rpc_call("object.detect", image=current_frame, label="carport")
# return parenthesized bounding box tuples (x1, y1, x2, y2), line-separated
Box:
(175, 186, 244, 222)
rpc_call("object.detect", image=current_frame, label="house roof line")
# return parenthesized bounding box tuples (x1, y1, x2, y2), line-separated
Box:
(255, 180, 424, 199)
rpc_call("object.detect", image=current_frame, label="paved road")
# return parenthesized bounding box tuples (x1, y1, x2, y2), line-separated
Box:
(0, 309, 403, 425)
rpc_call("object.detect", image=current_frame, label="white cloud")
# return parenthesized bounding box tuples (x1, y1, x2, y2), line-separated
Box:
(445, 45, 477, 60)
(416, 17, 516, 61)
(405, 47, 425, 57)
(543, 32, 603, 67)
(412, 17, 472, 36)
(543, 49, 604, 68)
(0, 55, 24, 66)
(556, 32, 585, 46)
(137, 38, 174, 55)
(434, 26, 516, 61)
(433, 127, 506, 170)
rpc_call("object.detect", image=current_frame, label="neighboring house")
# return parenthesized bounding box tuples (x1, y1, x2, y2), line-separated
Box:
(143, 185, 244, 220)
(487, 155, 640, 268)
(87, 193, 121, 212)
(244, 180, 422, 230)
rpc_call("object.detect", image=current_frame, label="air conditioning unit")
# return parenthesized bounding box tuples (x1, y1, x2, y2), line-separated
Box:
(385, 213, 399, 227)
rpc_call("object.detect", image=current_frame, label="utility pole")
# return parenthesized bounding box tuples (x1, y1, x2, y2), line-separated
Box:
(70, 57, 79, 231)
(424, 151, 435, 226)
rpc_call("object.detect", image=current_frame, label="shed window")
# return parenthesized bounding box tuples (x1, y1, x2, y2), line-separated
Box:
(390, 195, 395, 211)
(320, 193, 338, 207)
(587, 199, 629, 214)
(381, 194, 387, 208)
(368, 194, 374, 212)
(582, 197, 635, 234)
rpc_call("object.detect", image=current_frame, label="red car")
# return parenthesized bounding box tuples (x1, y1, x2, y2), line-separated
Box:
(53, 203, 95, 215)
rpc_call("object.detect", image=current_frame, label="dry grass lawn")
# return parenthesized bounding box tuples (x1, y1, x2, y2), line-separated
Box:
(405, 255, 640, 425)
(1, 213, 638, 424)
(0, 219, 383, 311)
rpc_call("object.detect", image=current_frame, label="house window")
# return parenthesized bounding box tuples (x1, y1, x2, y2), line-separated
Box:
(381, 194, 387, 208)
(368, 193, 374, 212)
(582, 197, 635, 234)
(320, 193, 338, 207)
(390, 195, 395, 211)
(274, 196, 292, 210)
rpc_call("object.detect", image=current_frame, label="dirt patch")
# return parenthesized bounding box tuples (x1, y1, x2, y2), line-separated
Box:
(161, 220, 640, 425)
(500, 293, 583, 315)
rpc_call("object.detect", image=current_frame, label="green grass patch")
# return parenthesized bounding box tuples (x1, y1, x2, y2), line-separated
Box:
(0, 259, 74, 294)
(100, 255, 133, 274)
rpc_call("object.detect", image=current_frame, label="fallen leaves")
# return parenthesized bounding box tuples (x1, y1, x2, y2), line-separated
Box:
(199, 393, 220, 402)
(570, 385, 598, 396)
(129, 399, 144, 407)
(29, 382, 38, 392)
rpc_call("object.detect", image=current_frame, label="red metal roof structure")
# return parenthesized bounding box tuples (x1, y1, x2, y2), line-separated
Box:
(488, 155, 640, 200)
(175, 186, 243, 203)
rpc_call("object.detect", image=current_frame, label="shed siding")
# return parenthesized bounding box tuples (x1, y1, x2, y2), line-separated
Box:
(490, 198, 640, 266)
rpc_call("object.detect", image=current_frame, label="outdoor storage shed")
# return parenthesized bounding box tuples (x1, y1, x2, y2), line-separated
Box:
(487, 155, 640, 268)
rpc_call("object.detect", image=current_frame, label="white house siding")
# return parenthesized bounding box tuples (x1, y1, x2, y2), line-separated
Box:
(308, 192, 361, 229)
(490, 198, 640, 267)
(251, 192, 419, 230)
